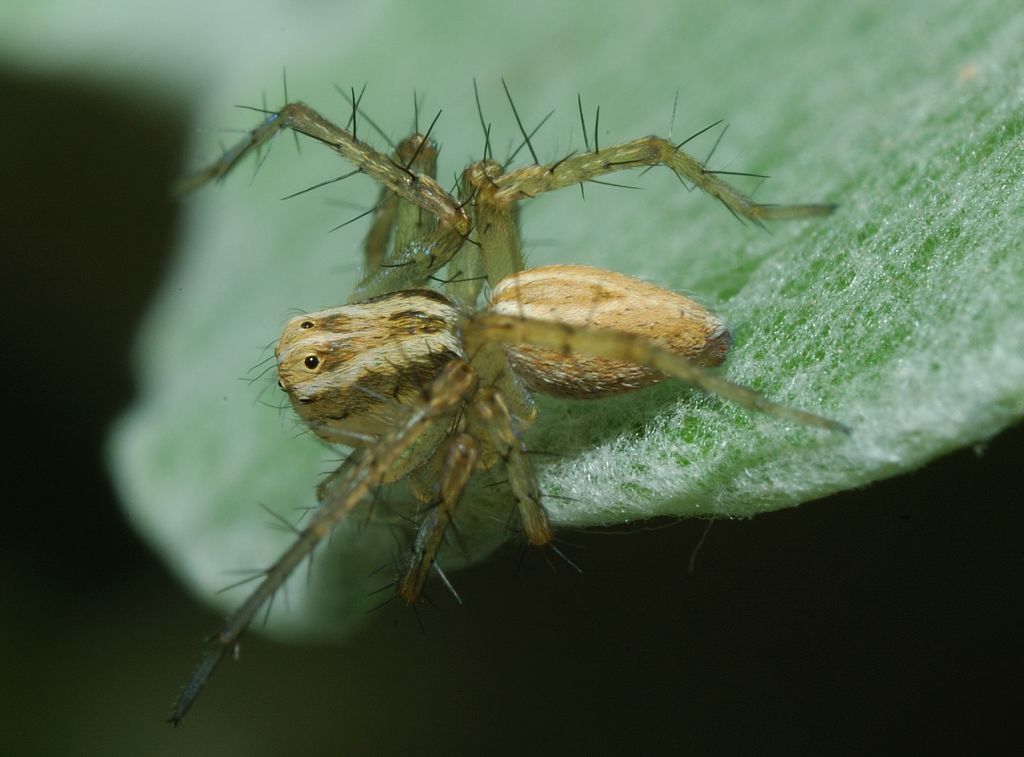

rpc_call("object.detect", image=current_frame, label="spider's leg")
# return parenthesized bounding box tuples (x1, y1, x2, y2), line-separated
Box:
(167, 360, 478, 726)
(440, 172, 491, 308)
(361, 133, 440, 272)
(492, 135, 835, 224)
(398, 433, 480, 604)
(362, 185, 398, 271)
(351, 129, 450, 299)
(469, 313, 848, 432)
(178, 102, 470, 235)
(462, 160, 526, 287)
(392, 132, 440, 257)
(474, 387, 552, 546)
(349, 224, 467, 301)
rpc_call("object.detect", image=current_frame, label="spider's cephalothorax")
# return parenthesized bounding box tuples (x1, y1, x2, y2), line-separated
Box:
(169, 87, 844, 724)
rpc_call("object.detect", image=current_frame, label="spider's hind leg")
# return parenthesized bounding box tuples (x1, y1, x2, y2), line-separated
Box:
(470, 312, 847, 432)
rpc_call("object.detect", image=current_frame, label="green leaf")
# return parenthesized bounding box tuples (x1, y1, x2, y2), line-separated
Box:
(74, 0, 1022, 639)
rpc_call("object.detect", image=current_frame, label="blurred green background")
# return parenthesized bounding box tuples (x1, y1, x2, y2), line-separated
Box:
(2, 1, 1022, 754)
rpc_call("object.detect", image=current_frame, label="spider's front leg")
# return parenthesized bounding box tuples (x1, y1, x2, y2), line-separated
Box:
(178, 102, 467, 229)
(177, 101, 473, 298)
(168, 359, 478, 725)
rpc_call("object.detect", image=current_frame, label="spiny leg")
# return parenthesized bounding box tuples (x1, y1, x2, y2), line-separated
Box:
(178, 99, 472, 297)
(362, 185, 398, 271)
(463, 160, 526, 288)
(361, 133, 440, 271)
(392, 134, 440, 256)
(398, 433, 480, 603)
(491, 134, 835, 224)
(468, 313, 848, 432)
(177, 101, 471, 234)
(168, 360, 478, 725)
(441, 170, 490, 308)
(473, 387, 552, 546)
(349, 223, 468, 301)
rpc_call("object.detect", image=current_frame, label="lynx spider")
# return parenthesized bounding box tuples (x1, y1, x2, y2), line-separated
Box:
(168, 80, 842, 723)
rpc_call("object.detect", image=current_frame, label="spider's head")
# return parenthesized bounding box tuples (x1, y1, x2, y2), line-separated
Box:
(275, 292, 464, 445)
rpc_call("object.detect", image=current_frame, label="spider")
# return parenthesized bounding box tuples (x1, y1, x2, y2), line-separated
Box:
(168, 82, 843, 724)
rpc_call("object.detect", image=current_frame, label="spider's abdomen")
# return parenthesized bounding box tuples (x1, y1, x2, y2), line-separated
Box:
(489, 264, 731, 398)
(275, 289, 463, 444)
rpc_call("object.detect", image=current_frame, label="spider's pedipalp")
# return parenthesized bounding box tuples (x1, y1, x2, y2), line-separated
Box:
(361, 132, 440, 271)
(349, 223, 468, 301)
(392, 134, 440, 260)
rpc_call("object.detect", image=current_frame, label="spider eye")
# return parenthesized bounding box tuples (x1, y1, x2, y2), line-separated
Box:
(304, 355, 320, 370)
(300, 321, 314, 329)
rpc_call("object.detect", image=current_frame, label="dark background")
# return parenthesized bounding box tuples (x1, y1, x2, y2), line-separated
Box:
(2, 70, 1020, 755)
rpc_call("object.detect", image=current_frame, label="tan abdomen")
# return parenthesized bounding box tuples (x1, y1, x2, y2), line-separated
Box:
(489, 265, 731, 398)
